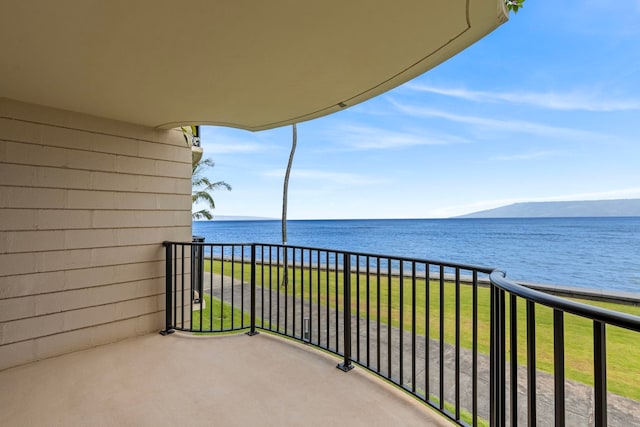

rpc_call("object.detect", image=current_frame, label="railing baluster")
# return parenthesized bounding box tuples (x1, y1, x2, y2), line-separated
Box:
(317, 250, 321, 346)
(356, 254, 361, 362)
(181, 244, 185, 329)
(593, 320, 607, 427)
(298, 249, 303, 339)
(455, 267, 461, 420)
(499, 289, 506, 427)
(174, 247, 178, 332)
(554, 309, 565, 426)
(211, 247, 215, 331)
(197, 243, 204, 332)
(490, 283, 507, 427)
(527, 300, 536, 426)
(307, 249, 312, 342)
(309, 249, 312, 340)
(399, 260, 404, 387)
(387, 258, 392, 379)
(335, 252, 339, 354)
(276, 246, 281, 333)
(376, 257, 381, 373)
(284, 247, 289, 336)
(490, 283, 496, 426)
(260, 246, 264, 329)
(241, 246, 245, 329)
(247, 244, 258, 336)
(472, 270, 478, 426)
(326, 251, 330, 349)
(510, 294, 518, 427)
(293, 248, 297, 338)
(411, 262, 417, 393)
(337, 254, 354, 371)
(269, 246, 273, 331)
(366, 256, 371, 367)
(231, 245, 236, 331)
(160, 242, 174, 335)
(439, 264, 445, 411)
(220, 245, 224, 331)
(189, 244, 194, 326)
(425, 264, 431, 401)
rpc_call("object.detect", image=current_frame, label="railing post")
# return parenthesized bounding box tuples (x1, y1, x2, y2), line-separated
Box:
(490, 284, 496, 425)
(527, 300, 537, 426)
(160, 242, 175, 335)
(490, 275, 506, 427)
(554, 310, 566, 426)
(337, 253, 354, 372)
(247, 244, 259, 336)
(510, 294, 518, 427)
(498, 289, 506, 427)
(593, 320, 607, 427)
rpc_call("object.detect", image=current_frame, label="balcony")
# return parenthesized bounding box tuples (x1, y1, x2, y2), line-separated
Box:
(0, 332, 450, 426)
(2, 241, 639, 426)
(163, 242, 640, 426)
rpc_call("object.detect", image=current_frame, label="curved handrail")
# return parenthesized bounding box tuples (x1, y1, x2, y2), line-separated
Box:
(163, 240, 496, 274)
(490, 270, 640, 331)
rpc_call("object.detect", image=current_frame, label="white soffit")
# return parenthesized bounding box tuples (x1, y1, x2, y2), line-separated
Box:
(0, 1, 508, 131)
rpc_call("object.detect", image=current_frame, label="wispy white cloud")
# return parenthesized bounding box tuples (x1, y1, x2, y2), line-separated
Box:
(318, 123, 470, 152)
(406, 84, 640, 112)
(390, 100, 607, 141)
(544, 188, 640, 202)
(204, 142, 267, 154)
(201, 129, 273, 154)
(263, 168, 386, 186)
(491, 151, 561, 161)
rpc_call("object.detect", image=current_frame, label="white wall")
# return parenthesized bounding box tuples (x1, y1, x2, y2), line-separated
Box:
(0, 98, 192, 369)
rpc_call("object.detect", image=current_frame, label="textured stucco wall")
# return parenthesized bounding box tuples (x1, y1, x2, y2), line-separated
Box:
(0, 98, 192, 369)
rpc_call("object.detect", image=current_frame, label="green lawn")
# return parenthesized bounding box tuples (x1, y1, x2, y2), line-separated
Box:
(191, 293, 252, 331)
(203, 259, 640, 400)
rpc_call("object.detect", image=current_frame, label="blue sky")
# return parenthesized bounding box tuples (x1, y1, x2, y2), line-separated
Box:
(199, 1, 640, 220)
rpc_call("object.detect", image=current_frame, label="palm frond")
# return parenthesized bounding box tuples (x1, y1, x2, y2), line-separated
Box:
(192, 209, 213, 220)
(191, 157, 230, 219)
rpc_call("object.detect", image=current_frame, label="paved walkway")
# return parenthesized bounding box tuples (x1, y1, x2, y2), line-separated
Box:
(204, 272, 640, 426)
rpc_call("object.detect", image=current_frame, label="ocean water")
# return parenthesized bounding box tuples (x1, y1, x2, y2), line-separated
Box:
(192, 217, 640, 293)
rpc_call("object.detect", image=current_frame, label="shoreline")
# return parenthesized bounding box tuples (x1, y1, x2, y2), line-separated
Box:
(202, 252, 640, 307)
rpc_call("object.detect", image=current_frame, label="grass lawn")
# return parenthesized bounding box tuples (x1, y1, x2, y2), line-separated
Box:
(191, 293, 271, 333)
(204, 259, 640, 401)
(191, 293, 252, 331)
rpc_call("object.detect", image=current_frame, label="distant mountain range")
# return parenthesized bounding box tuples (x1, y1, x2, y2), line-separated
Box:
(457, 199, 640, 218)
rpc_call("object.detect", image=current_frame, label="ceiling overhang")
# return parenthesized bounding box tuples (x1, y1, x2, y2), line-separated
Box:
(1, 1, 508, 131)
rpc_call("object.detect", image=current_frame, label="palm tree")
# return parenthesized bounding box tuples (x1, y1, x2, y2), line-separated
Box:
(192, 158, 231, 220)
(281, 123, 297, 246)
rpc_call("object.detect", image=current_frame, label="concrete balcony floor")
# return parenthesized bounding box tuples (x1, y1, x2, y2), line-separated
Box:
(0, 332, 452, 426)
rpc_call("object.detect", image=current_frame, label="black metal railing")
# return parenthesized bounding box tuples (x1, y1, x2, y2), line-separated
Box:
(489, 271, 640, 427)
(162, 241, 640, 426)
